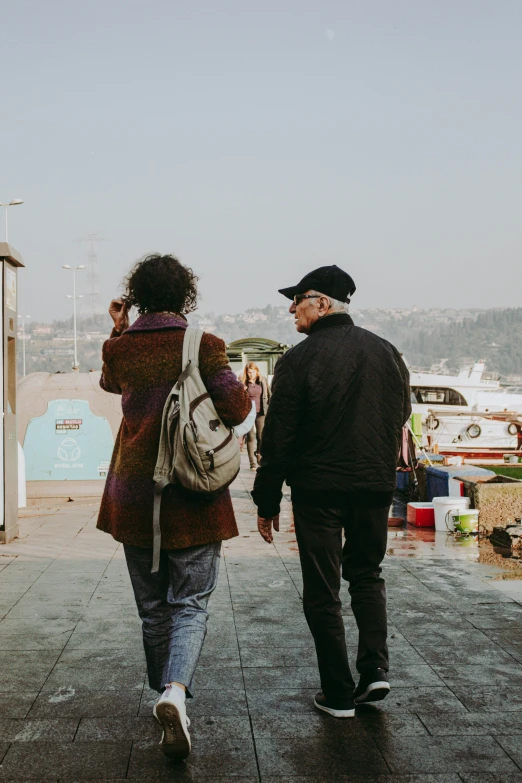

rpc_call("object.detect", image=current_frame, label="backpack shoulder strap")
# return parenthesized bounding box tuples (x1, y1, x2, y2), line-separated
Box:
(182, 327, 204, 370)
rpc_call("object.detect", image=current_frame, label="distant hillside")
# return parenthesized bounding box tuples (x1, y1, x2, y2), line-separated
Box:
(18, 307, 522, 380)
(364, 308, 522, 377)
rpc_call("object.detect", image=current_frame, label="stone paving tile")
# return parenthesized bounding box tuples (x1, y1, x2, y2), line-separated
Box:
(198, 647, 241, 667)
(28, 688, 142, 718)
(357, 686, 468, 713)
(393, 626, 494, 647)
(127, 737, 258, 779)
(252, 712, 427, 737)
(451, 685, 522, 712)
(464, 602, 522, 618)
(460, 774, 522, 782)
(5, 603, 87, 621)
(0, 632, 73, 651)
(41, 663, 146, 692)
(413, 643, 517, 666)
(466, 615, 522, 630)
(243, 666, 319, 690)
(190, 666, 244, 689)
(433, 662, 522, 687)
(482, 628, 522, 651)
(241, 647, 314, 667)
(237, 630, 315, 648)
(0, 718, 79, 742)
(374, 735, 519, 774)
(63, 632, 143, 651)
(0, 693, 39, 719)
(386, 664, 446, 688)
(255, 735, 389, 777)
(384, 629, 418, 648)
(75, 716, 159, 742)
(420, 711, 522, 736)
(0, 650, 61, 693)
(389, 610, 468, 629)
(57, 648, 145, 667)
(0, 741, 131, 779)
(246, 688, 317, 714)
(261, 777, 462, 783)
(378, 646, 428, 666)
(492, 735, 522, 769)
(69, 618, 142, 634)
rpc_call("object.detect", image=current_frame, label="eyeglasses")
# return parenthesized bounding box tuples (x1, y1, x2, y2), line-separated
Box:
(293, 294, 319, 306)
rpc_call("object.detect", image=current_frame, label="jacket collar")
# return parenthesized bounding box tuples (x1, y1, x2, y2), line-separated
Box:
(125, 312, 188, 333)
(310, 312, 354, 333)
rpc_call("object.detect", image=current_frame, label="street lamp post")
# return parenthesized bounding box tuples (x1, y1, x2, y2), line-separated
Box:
(0, 199, 24, 242)
(17, 314, 31, 376)
(62, 264, 86, 371)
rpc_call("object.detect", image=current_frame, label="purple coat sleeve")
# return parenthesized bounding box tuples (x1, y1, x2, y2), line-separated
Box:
(100, 328, 123, 395)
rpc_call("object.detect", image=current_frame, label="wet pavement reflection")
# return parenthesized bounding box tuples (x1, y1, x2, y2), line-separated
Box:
(386, 524, 480, 561)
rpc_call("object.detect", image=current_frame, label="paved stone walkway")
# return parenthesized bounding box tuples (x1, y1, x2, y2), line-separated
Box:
(1, 458, 522, 781)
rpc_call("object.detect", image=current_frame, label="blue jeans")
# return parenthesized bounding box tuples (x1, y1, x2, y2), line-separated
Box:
(124, 541, 221, 696)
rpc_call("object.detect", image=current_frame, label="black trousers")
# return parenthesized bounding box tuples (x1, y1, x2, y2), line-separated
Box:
(293, 502, 389, 701)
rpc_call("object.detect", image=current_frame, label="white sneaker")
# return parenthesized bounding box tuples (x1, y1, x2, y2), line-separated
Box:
(153, 685, 191, 760)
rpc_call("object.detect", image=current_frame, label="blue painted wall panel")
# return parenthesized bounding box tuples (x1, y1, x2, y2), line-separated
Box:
(24, 399, 114, 481)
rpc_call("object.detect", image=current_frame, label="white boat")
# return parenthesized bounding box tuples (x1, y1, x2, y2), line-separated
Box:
(409, 362, 522, 456)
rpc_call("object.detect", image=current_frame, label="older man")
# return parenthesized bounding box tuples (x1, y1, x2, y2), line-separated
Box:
(252, 265, 410, 718)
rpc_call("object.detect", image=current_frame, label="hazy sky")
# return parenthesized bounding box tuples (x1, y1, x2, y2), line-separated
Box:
(2, 0, 521, 321)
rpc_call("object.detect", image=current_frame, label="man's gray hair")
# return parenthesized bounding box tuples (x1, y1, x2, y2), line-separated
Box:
(309, 290, 350, 313)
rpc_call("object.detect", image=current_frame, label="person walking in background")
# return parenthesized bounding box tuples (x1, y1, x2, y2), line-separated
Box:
(252, 265, 411, 718)
(97, 254, 251, 760)
(241, 361, 270, 470)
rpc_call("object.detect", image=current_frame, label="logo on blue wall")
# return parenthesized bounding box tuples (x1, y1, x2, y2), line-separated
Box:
(24, 399, 114, 481)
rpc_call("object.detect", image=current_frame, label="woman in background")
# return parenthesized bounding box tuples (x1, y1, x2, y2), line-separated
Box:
(241, 361, 270, 469)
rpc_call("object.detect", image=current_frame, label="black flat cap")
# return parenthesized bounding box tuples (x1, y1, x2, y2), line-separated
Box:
(278, 264, 356, 303)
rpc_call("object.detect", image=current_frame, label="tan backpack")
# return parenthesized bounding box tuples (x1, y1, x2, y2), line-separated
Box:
(151, 327, 241, 571)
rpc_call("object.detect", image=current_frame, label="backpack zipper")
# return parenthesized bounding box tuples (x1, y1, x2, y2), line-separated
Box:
(205, 430, 233, 470)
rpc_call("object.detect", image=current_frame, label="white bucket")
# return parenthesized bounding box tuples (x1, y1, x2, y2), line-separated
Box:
(432, 496, 470, 532)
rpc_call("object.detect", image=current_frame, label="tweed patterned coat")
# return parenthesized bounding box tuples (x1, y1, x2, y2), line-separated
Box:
(97, 313, 251, 550)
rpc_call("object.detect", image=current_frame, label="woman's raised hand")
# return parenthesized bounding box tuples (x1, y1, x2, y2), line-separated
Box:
(108, 298, 130, 334)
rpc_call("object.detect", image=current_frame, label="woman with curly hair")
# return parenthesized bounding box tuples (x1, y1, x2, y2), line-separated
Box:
(240, 361, 271, 469)
(97, 254, 251, 761)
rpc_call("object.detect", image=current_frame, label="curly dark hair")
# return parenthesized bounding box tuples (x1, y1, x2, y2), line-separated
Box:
(122, 254, 199, 314)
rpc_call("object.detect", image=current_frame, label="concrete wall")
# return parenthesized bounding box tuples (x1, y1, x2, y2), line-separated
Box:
(17, 372, 122, 501)
(462, 476, 522, 535)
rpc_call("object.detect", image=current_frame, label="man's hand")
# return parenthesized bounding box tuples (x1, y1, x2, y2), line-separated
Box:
(109, 299, 130, 334)
(257, 515, 280, 544)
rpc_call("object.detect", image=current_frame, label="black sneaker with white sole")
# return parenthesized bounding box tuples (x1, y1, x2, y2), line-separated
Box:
(353, 668, 390, 704)
(314, 691, 355, 718)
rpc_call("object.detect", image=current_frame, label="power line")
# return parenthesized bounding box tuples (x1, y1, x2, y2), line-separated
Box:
(78, 232, 106, 317)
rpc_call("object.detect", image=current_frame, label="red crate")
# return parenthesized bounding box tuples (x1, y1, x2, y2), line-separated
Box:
(407, 502, 435, 527)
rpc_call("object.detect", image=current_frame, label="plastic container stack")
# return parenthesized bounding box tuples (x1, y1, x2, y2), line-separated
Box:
(407, 502, 435, 528)
(426, 465, 495, 501)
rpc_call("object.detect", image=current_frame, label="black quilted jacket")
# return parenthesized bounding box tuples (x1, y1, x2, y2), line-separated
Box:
(252, 313, 411, 518)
